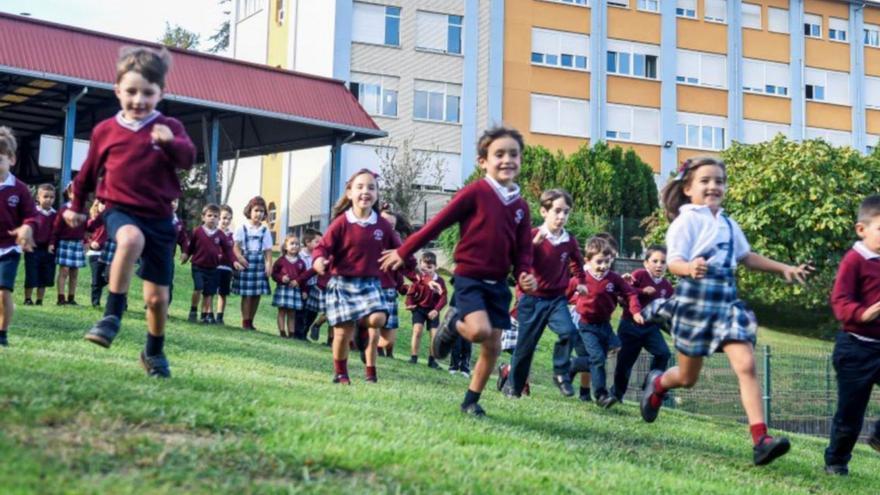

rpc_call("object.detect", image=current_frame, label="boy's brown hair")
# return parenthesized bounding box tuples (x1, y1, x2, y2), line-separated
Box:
(116, 46, 172, 89)
(477, 126, 524, 160)
(219, 204, 234, 216)
(858, 194, 880, 225)
(644, 245, 667, 260)
(584, 236, 615, 261)
(302, 228, 322, 246)
(202, 203, 221, 216)
(420, 251, 437, 265)
(37, 183, 56, 194)
(0, 126, 16, 158)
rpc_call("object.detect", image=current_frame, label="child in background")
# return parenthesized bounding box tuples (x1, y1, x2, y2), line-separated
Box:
(52, 184, 86, 305)
(168, 198, 188, 309)
(0, 126, 37, 346)
(85, 200, 108, 307)
(407, 251, 447, 368)
(447, 277, 473, 377)
(565, 276, 593, 401)
(376, 203, 417, 357)
(215, 204, 235, 325)
(272, 235, 306, 338)
(232, 196, 273, 330)
(302, 229, 330, 342)
(24, 183, 56, 306)
(182, 204, 236, 324)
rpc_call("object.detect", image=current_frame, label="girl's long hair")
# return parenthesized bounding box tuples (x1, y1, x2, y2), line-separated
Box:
(331, 168, 381, 219)
(660, 157, 726, 222)
(380, 201, 413, 238)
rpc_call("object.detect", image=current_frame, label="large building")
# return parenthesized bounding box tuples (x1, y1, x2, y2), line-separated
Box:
(229, 0, 880, 239)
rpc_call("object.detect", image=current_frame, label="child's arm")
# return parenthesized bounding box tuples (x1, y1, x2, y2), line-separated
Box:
(831, 256, 880, 324)
(312, 220, 342, 275)
(271, 259, 286, 284)
(433, 278, 448, 313)
(232, 242, 248, 268)
(263, 249, 273, 280)
(514, 204, 536, 291)
(741, 253, 811, 284)
(568, 238, 588, 292)
(617, 275, 644, 324)
(151, 119, 196, 171)
(219, 234, 240, 269)
(12, 188, 37, 252)
(69, 128, 104, 218)
(181, 228, 197, 263)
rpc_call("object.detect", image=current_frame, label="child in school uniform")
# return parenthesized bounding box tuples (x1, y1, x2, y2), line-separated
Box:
(298, 228, 324, 341)
(407, 251, 447, 368)
(182, 204, 237, 324)
(85, 200, 108, 307)
(24, 183, 56, 306)
(380, 127, 537, 416)
(312, 169, 413, 384)
(569, 236, 642, 408)
(0, 126, 37, 346)
(824, 194, 880, 475)
(52, 184, 86, 305)
(66, 46, 196, 378)
(564, 276, 593, 401)
(375, 204, 417, 358)
(168, 198, 188, 310)
(446, 277, 473, 377)
(215, 204, 235, 325)
(639, 157, 810, 465)
(232, 196, 273, 330)
(272, 235, 307, 338)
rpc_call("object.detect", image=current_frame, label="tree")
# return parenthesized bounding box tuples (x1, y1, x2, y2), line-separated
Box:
(207, 0, 231, 54)
(375, 137, 446, 223)
(159, 22, 200, 50)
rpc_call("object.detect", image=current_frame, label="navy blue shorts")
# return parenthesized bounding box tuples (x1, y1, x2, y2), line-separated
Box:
(217, 268, 233, 296)
(103, 207, 176, 286)
(453, 276, 512, 330)
(412, 307, 439, 329)
(0, 251, 20, 291)
(192, 265, 219, 296)
(24, 246, 55, 288)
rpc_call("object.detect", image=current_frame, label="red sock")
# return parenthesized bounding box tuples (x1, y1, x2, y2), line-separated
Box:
(750, 423, 769, 445)
(366, 366, 377, 379)
(334, 359, 348, 376)
(649, 374, 667, 408)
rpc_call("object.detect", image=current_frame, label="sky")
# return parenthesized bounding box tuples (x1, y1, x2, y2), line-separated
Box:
(0, 0, 231, 54)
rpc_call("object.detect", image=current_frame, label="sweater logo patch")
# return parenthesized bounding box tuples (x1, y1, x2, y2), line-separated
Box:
(373, 229, 384, 241)
(660, 289, 667, 297)
(514, 208, 524, 224)
(7, 195, 19, 207)
(605, 283, 615, 293)
(560, 252, 569, 264)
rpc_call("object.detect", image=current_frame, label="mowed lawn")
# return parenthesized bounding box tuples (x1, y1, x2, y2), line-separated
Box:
(2, 260, 880, 494)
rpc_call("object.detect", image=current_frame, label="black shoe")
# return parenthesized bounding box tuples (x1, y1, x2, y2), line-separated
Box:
(308, 322, 321, 341)
(409, 355, 418, 364)
(597, 394, 618, 409)
(205, 315, 216, 325)
(640, 369, 665, 423)
(501, 382, 520, 399)
(332, 374, 351, 385)
(35, 300, 42, 306)
(824, 464, 849, 476)
(84, 316, 121, 348)
(215, 315, 224, 325)
(753, 436, 791, 466)
(496, 363, 510, 391)
(377, 348, 386, 357)
(188, 311, 197, 323)
(432, 307, 459, 360)
(200, 315, 209, 324)
(460, 402, 486, 417)
(579, 392, 592, 402)
(869, 433, 880, 454)
(0, 334, 7, 347)
(66, 299, 78, 306)
(553, 374, 575, 397)
(139, 351, 171, 378)
(428, 358, 440, 369)
(23, 298, 33, 306)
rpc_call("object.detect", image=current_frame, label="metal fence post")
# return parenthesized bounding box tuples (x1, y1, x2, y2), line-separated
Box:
(825, 355, 833, 416)
(763, 345, 772, 427)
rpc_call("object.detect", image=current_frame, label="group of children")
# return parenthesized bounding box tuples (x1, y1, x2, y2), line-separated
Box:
(0, 44, 877, 475)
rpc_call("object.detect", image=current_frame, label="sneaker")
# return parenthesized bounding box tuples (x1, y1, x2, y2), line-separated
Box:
(308, 322, 321, 341)
(824, 464, 849, 476)
(869, 433, 880, 453)
(597, 394, 618, 409)
(139, 351, 171, 378)
(67, 300, 78, 306)
(579, 392, 592, 402)
(35, 300, 43, 306)
(216, 315, 224, 325)
(640, 370, 665, 423)
(409, 355, 418, 364)
(365, 375, 378, 383)
(427, 358, 440, 369)
(23, 298, 33, 306)
(205, 315, 216, 325)
(449, 369, 459, 375)
(201, 315, 210, 325)
(57, 299, 66, 306)
(432, 307, 459, 360)
(501, 384, 521, 399)
(553, 374, 575, 397)
(333, 374, 351, 385)
(0, 334, 7, 347)
(753, 435, 791, 466)
(188, 311, 197, 323)
(460, 369, 471, 378)
(460, 402, 486, 417)
(496, 363, 510, 391)
(84, 316, 121, 348)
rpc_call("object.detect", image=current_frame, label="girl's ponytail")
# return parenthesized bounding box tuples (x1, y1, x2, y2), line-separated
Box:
(661, 157, 726, 222)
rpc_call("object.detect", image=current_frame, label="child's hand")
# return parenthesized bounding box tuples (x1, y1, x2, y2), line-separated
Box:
(237, 255, 249, 269)
(519, 272, 537, 292)
(314, 257, 328, 275)
(428, 310, 439, 320)
(151, 124, 174, 144)
(862, 301, 880, 322)
(689, 257, 708, 279)
(233, 261, 244, 271)
(633, 313, 646, 325)
(532, 229, 547, 245)
(180, 254, 189, 264)
(428, 280, 443, 293)
(782, 263, 813, 285)
(282, 275, 290, 283)
(576, 284, 588, 295)
(265, 264, 272, 280)
(48, 244, 55, 254)
(379, 249, 404, 271)
(64, 209, 86, 228)
(10, 225, 34, 252)
(642, 286, 657, 296)
(90, 241, 100, 250)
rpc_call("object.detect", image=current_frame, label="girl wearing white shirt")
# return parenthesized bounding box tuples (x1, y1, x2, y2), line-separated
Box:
(640, 157, 811, 466)
(232, 196, 273, 330)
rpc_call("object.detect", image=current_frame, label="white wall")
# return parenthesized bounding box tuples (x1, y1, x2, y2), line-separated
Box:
(293, 0, 336, 77)
(222, 156, 263, 225)
(234, 6, 269, 64)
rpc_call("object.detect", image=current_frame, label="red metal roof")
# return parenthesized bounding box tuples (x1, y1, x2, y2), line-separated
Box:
(0, 12, 383, 136)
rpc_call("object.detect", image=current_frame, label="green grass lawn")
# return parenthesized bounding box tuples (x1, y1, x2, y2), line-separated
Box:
(2, 261, 880, 494)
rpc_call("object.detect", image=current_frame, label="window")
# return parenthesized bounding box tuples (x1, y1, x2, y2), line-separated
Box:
(866, 24, 880, 48)
(353, 3, 401, 47)
(806, 127, 851, 147)
(531, 28, 589, 71)
(829, 17, 848, 43)
(530, 94, 589, 138)
(866, 77, 880, 109)
(414, 80, 461, 123)
(677, 113, 726, 151)
(416, 11, 463, 54)
(742, 59, 789, 96)
(239, 0, 264, 18)
(742, 3, 761, 30)
(868, 135, 879, 154)
(743, 120, 791, 144)
(705, 0, 726, 23)
(350, 73, 399, 117)
(638, 0, 659, 13)
(676, 50, 727, 88)
(805, 68, 849, 105)
(768, 8, 789, 34)
(606, 104, 660, 145)
(676, 0, 696, 18)
(607, 40, 659, 80)
(608, 0, 629, 7)
(546, 0, 589, 5)
(804, 14, 822, 38)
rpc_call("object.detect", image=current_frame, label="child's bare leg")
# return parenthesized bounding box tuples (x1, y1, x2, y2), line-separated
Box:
(0, 289, 14, 330)
(411, 323, 424, 356)
(202, 294, 213, 315)
(659, 353, 704, 390)
(191, 291, 201, 311)
(68, 268, 78, 298)
(276, 309, 286, 335)
(36, 287, 45, 301)
(250, 296, 261, 320)
(363, 312, 386, 367)
(724, 342, 765, 425)
(287, 310, 296, 336)
(429, 328, 438, 358)
(57, 267, 68, 298)
(108, 226, 145, 294)
(332, 323, 355, 361)
(24, 287, 32, 300)
(458, 311, 501, 394)
(216, 294, 226, 315)
(143, 282, 168, 337)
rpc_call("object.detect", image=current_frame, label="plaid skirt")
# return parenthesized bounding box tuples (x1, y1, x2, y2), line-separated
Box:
(381, 288, 400, 329)
(325, 276, 386, 326)
(666, 266, 757, 357)
(272, 285, 304, 310)
(233, 251, 271, 296)
(502, 316, 519, 352)
(56, 239, 86, 268)
(101, 240, 116, 265)
(305, 285, 326, 313)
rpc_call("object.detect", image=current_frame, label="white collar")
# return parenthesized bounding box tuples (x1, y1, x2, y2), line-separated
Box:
(680, 203, 725, 217)
(0, 172, 16, 188)
(540, 225, 569, 246)
(36, 206, 55, 216)
(652, 275, 665, 284)
(587, 269, 607, 281)
(854, 241, 880, 260)
(345, 208, 378, 226)
(299, 250, 312, 259)
(115, 110, 160, 132)
(484, 176, 520, 205)
(285, 254, 299, 262)
(202, 225, 218, 236)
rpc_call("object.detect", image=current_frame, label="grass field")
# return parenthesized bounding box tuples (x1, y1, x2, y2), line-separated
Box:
(2, 260, 880, 494)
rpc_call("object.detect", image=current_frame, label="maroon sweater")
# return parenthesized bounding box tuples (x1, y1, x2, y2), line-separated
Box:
(622, 268, 675, 321)
(0, 176, 38, 249)
(272, 256, 307, 287)
(72, 113, 195, 218)
(831, 247, 880, 339)
(185, 226, 234, 269)
(313, 213, 406, 278)
(32, 209, 56, 247)
(397, 179, 533, 281)
(173, 217, 189, 254)
(52, 203, 86, 245)
(218, 230, 234, 268)
(407, 274, 448, 312)
(528, 228, 586, 298)
(86, 216, 107, 249)
(574, 271, 641, 325)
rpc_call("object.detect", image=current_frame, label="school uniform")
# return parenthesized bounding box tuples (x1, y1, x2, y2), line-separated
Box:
(271, 255, 307, 310)
(408, 273, 447, 330)
(186, 225, 234, 296)
(398, 177, 533, 329)
(232, 223, 272, 296)
(217, 229, 235, 296)
(825, 242, 880, 468)
(0, 173, 38, 290)
(24, 206, 56, 289)
(53, 202, 86, 268)
(85, 215, 108, 305)
(380, 269, 410, 330)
